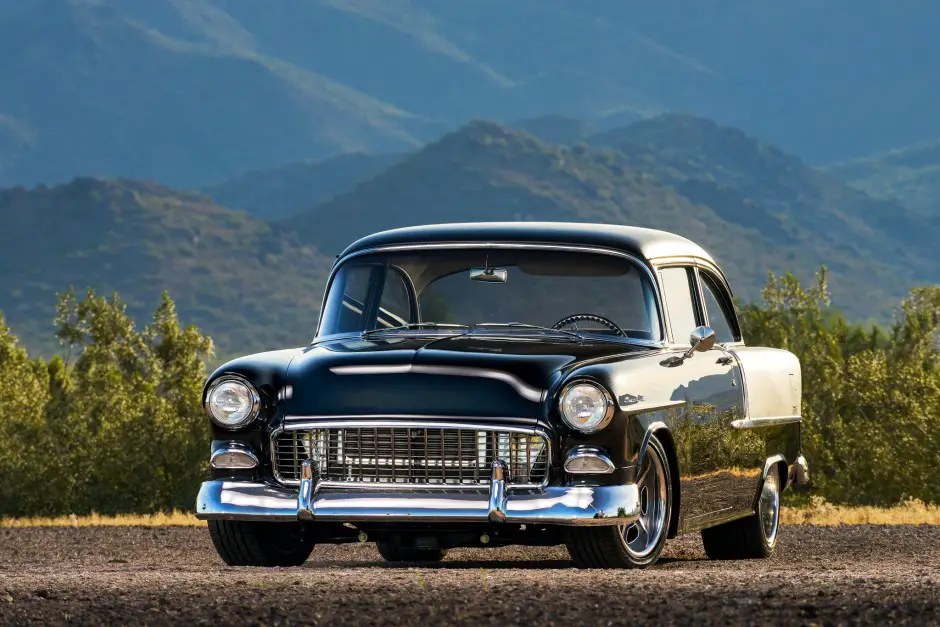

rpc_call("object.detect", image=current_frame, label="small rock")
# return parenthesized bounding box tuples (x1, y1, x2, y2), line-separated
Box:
(2, 593, 13, 604)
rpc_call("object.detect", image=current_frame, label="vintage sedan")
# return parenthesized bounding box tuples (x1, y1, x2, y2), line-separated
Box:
(196, 222, 808, 568)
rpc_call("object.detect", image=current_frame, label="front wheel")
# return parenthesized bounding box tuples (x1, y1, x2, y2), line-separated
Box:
(701, 467, 781, 559)
(208, 520, 315, 566)
(566, 434, 673, 568)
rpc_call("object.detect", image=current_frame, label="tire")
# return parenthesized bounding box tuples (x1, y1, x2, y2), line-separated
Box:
(207, 520, 315, 567)
(701, 466, 781, 560)
(566, 434, 673, 568)
(376, 541, 446, 564)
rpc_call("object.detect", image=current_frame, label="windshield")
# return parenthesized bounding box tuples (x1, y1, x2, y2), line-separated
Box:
(317, 248, 662, 342)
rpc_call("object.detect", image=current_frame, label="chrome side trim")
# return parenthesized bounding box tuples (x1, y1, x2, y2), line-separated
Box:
(617, 399, 685, 414)
(731, 415, 802, 429)
(330, 364, 545, 403)
(210, 443, 260, 470)
(270, 420, 553, 489)
(316, 242, 669, 346)
(564, 446, 615, 474)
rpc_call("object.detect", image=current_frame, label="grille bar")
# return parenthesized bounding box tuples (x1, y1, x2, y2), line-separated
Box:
(273, 424, 549, 487)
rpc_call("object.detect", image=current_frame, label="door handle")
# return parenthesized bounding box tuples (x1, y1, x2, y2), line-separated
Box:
(716, 356, 734, 366)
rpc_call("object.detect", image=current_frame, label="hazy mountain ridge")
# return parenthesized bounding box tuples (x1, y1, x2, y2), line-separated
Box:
(199, 152, 403, 220)
(824, 139, 940, 217)
(286, 118, 933, 319)
(0, 177, 331, 356)
(2, 0, 939, 187)
(3, 114, 939, 356)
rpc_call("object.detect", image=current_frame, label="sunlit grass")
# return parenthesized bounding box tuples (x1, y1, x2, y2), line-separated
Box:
(3, 499, 939, 528)
(0, 510, 204, 528)
(781, 497, 940, 526)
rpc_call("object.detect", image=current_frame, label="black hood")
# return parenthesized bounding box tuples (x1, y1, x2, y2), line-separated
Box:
(284, 333, 648, 418)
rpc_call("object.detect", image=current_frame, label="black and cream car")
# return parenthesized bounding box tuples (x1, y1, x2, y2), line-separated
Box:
(196, 222, 807, 568)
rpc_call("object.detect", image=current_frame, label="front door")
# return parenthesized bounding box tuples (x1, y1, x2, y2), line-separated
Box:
(657, 265, 748, 531)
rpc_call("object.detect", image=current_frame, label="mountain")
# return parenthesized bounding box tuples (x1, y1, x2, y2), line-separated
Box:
(823, 140, 940, 216)
(589, 115, 940, 276)
(0, 178, 331, 357)
(3, 0, 940, 188)
(0, 0, 421, 189)
(287, 119, 939, 319)
(199, 152, 402, 219)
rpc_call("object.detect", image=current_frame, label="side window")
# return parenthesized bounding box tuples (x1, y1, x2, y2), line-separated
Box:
(700, 273, 738, 343)
(375, 270, 412, 328)
(659, 267, 698, 343)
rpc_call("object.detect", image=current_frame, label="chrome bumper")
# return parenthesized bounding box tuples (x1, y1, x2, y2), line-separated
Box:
(196, 461, 640, 527)
(788, 454, 810, 488)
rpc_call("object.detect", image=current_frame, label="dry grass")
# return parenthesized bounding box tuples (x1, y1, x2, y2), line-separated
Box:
(0, 511, 204, 528)
(3, 499, 939, 528)
(781, 497, 940, 526)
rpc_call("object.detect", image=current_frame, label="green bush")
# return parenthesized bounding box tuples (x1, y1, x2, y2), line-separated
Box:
(0, 273, 938, 517)
(0, 289, 212, 517)
(741, 268, 940, 505)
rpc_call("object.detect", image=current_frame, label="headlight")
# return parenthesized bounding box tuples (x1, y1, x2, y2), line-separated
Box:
(559, 381, 614, 433)
(205, 377, 261, 429)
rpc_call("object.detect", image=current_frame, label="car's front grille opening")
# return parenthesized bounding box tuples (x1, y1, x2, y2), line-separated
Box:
(273, 426, 549, 487)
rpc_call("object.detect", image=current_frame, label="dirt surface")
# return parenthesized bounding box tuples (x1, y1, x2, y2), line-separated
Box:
(1, 525, 938, 626)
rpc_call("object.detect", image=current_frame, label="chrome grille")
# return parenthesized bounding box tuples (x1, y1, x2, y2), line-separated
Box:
(273, 424, 549, 487)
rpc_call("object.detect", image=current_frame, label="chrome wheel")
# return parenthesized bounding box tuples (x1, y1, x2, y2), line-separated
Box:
(759, 470, 780, 545)
(620, 445, 668, 558)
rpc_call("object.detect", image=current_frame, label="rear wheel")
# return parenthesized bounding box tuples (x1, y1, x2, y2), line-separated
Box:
(566, 435, 672, 568)
(208, 520, 315, 566)
(701, 467, 781, 560)
(377, 541, 446, 563)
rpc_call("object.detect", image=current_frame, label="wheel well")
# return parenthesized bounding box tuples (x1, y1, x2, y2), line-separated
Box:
(775, 460, 789, 493)
(652, 428, 681, 539)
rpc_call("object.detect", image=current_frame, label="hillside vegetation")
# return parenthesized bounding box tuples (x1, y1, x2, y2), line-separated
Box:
(824, 139, 940, 216)
(0, 178, 330, 357)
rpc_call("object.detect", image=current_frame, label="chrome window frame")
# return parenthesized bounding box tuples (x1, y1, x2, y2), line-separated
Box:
(313, 242, 669, 349)
(270, 419, 553, 490)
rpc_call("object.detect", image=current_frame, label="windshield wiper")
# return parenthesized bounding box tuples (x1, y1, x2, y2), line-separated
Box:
(473, 322, 583, 341)
(361, 322, 471, 337)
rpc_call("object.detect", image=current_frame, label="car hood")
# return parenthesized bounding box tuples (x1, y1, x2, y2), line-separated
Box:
(283, 333, 649, 418)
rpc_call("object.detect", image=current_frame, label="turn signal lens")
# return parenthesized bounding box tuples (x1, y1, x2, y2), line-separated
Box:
(565, 452, 615, 474)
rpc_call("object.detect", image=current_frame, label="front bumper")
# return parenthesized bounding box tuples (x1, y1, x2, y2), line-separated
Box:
(196, 460, 640, 527)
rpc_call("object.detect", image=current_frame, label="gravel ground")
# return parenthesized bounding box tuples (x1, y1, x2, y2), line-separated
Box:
(1, 525, 938, 625)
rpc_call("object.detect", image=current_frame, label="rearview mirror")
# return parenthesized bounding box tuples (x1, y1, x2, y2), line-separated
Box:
(470, 267, 508, 283)
(684, 326, 716, 358)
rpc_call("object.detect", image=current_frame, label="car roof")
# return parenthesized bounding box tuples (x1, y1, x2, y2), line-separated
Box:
(338, 222, 715, 265)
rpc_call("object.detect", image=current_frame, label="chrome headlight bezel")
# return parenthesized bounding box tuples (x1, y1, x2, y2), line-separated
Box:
(558, 380, 615, 433)
(204, 376, 262, 430)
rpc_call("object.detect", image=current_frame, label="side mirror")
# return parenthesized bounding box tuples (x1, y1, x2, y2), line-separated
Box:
(684, 326, 716, 358)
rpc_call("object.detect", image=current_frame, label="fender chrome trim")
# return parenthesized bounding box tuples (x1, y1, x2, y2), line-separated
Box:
(731, 415, 802, 429)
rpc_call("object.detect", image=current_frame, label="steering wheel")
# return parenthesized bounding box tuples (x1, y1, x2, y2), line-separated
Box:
(552, 313, 627, 337)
